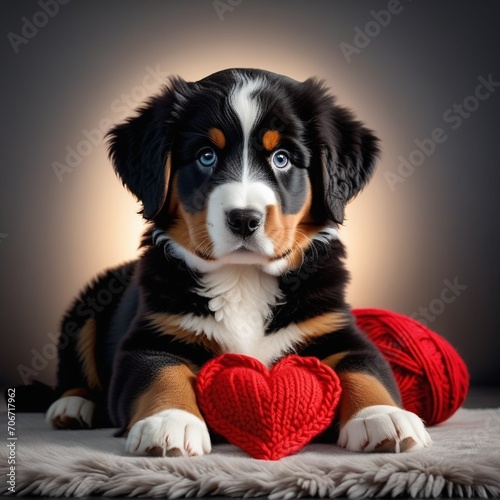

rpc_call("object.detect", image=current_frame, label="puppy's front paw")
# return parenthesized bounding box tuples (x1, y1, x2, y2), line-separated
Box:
(338, 405, 432, 452)
(46, 396, 95, 429)
(126, 409, 212, 457)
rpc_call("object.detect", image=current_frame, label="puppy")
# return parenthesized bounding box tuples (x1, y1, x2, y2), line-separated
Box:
(46, 68, 431, 456)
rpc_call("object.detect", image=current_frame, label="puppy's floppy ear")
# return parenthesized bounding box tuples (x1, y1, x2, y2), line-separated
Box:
(107, 77, 188, 220)
(305, 79, 380, 225)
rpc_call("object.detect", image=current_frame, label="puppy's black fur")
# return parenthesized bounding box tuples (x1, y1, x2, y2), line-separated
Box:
(40, 69, 414, 454)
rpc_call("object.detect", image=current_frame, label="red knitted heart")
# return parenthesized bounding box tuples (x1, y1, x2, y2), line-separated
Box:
(196, 354, 341, 460)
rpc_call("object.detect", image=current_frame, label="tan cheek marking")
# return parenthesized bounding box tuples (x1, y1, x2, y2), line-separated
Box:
(147, 312, 222, 357)
(166, 171, 178, 211)
(264, 183, 318, 262)
(286, 184, 335, 269)
(262, 130, 281, 151)
(297, 312, 349, 339)
(209, 128, 226, 149)
(167, 176, 214, 259)
(76, 318, 101, 390)
(264, 204, 285, 248)
(164, 154, 172, 199)
(267, 182, 325, 268)
(338, 372, 399, 428)
(128, 364, 203, 429)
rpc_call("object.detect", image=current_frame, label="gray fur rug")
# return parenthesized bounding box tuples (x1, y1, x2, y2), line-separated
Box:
(1, 408, 500, 498)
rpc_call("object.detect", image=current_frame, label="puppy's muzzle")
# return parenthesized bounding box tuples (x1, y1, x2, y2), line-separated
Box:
(226, 209, 264, 238)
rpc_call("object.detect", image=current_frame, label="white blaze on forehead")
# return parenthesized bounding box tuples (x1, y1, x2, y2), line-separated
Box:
(205, 76, 277, 262)
(229, 77, 264, 181)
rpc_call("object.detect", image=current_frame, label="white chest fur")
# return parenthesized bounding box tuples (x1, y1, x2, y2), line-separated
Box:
(177, 266, 304, 366)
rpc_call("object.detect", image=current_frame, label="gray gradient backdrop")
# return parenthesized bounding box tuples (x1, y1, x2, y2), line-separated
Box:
(1, 1, 499, 391)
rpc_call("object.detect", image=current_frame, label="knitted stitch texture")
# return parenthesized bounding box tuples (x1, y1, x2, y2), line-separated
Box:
(196, 354, 341, 460)
(354, 308, 469, 426)
(196, 310, 468, 459)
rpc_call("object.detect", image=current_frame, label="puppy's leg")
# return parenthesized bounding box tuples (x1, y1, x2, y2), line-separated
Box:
(109, 349, 211, 457)
(336, 369, 431, 452)
(318, 326, 431, 453)
(46, 388, 95, 429)
(47, 263, 135, 429)
(46, 316, 100, 429)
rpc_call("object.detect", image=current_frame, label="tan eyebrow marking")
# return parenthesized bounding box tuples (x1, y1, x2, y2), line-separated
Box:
(208, 128, 226, 149)
(262, 130, 281, 151)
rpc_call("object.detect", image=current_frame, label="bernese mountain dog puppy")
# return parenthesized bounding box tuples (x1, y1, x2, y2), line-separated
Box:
(45, 68, 431, 456)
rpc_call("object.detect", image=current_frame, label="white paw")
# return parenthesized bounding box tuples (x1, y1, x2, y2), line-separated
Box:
(126, 409, 212, 457)
(46, 396, 95, 429)
(338, 405, 432, 452)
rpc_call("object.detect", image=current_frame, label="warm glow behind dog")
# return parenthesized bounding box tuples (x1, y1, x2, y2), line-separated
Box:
(60, 42, 421, 312)
(4, 0, 499, 403)
(2, 26, 428, 387)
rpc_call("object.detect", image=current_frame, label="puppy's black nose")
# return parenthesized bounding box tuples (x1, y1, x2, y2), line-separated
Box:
(226, 209, 263, 238)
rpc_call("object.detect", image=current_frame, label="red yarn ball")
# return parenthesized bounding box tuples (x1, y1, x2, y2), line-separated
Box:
(353, 308, 469, 426)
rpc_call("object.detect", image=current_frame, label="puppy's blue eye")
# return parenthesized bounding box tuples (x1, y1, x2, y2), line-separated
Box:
(198, 148, 217, 167)
(272, 150, 289, 169)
